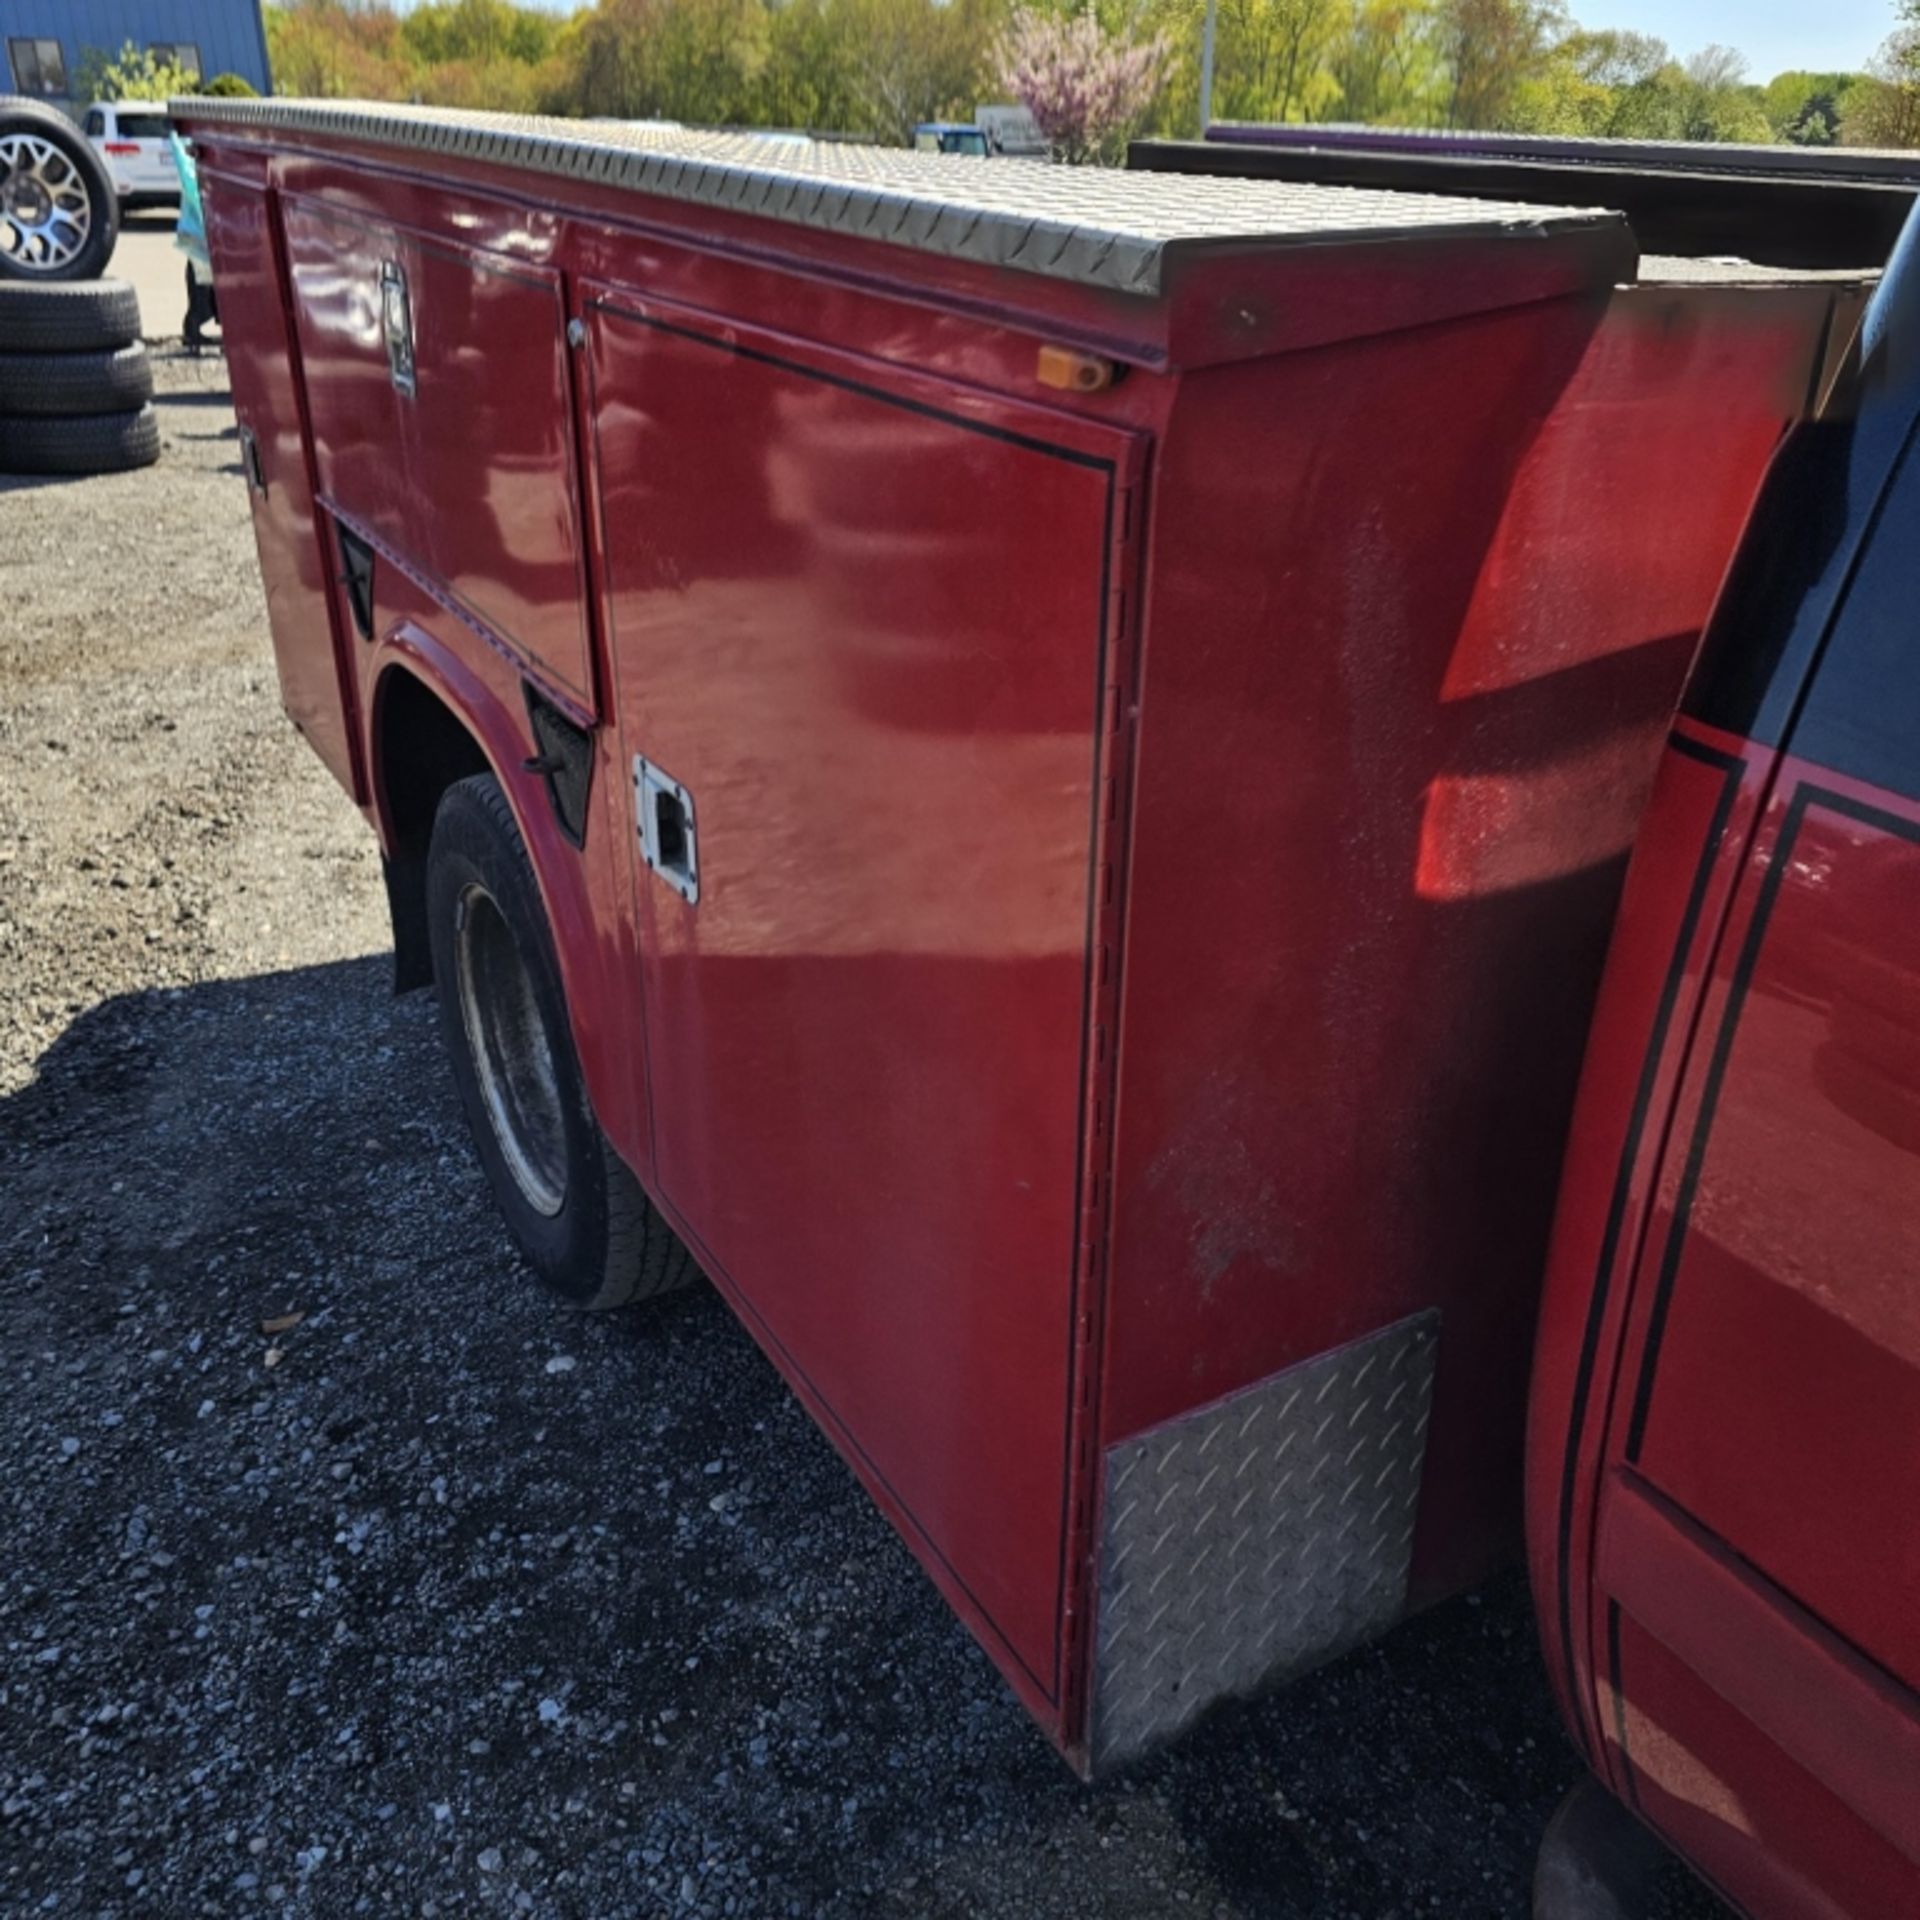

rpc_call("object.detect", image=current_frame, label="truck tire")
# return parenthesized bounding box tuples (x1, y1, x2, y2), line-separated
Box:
(0, 404, 160, 474)
(426, 773, 697, 1309)
(0, 99, 119, 283)
(0, 342, 152, 414)
(0, 278, 141, 352)
(1533, 1778, 1667, 1920)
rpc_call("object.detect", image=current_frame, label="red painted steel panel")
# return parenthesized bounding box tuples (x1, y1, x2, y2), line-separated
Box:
(1622, 785, 1920, 1683)
(1533, 739, 1920, 1910)
(281, 198, 594, 708)
(586, 287, 1130, 1701)
(281, 198, 410, 560)
(1520, 722, 1761, 1759)
(1610, 1609, 1915, 1920)
(1599, 1471, 1920, 1868)
(1100, 276, 1839, 1618)
(403, 236, 594, 707)
(201, 173, 361, 799)
(1527, 224, 1920, 1887)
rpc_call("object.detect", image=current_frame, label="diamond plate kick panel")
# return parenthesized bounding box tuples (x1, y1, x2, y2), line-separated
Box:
(1089, 1312, 1440, 1769)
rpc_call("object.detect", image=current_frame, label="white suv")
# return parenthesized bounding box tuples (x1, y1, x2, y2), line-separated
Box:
(82, 101, 180, 209)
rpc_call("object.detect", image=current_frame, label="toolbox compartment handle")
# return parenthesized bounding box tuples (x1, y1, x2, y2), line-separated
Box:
(633, 754, 699, 904)
(379, 258, 416, 399)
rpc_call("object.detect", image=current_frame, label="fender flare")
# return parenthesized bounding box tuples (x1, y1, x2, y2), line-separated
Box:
(365, 630, 631, 1156)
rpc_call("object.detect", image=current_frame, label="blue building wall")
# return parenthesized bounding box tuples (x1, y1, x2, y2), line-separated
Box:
(2, 0, 272, 100)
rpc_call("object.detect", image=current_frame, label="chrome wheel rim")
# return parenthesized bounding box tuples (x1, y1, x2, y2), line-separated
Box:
(454, 882, 567, 1218)
(0, 133, 95, 274)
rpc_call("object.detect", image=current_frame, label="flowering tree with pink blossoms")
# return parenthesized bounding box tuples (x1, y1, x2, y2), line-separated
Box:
(994, 5, 1171, 163)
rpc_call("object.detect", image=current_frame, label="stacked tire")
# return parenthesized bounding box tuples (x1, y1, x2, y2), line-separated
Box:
(0, 280, 159, 475)
(2, 94, 157, 476)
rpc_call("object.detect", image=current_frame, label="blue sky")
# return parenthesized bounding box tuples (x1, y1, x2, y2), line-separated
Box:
(1572, 1, 1892, 75)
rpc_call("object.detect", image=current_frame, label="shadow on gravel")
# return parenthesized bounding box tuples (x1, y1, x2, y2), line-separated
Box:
(0, 959, 1726, 1918)
(0, 471, 96, 495)
(148, 382, 230, 407)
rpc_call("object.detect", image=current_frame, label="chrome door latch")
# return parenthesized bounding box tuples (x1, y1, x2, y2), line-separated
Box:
(237, 422, 267, 496)
(379, 258, 415, 398)
(633, 755, 699, 904)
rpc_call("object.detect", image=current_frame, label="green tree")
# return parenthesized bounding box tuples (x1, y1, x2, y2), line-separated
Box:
(1845, 2, 1920, 146)
(1430, 0, 1564, 129)
(1762, 69, 1858, 144)
(255, 0, 1869, 155)
(1566, 25, 1664, 90)
(1664, 43, 1770, 141)
(832, 0, 994, 142)
(400, 0, 560, 68)
(1508, 43, 1612, 134)
(1511, 27, 1668, 134)
(1325, 0, 1437, 124)
(1526, 40, 1774, 145)
(565, 0, 774, 126)
(263, 1, 414, 99)
(1199, 0, 1339, 123)
(71, 41, 203, 104)
(750, 0, 863, 132)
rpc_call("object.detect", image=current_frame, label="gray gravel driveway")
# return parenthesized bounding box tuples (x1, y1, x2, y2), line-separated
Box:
(0, 352, 1725, 1919)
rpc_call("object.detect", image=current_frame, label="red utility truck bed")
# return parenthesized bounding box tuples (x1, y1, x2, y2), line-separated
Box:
(177, 100, 1866, 1773)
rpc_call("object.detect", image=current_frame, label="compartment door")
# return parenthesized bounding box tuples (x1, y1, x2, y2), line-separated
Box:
(202, 175, 360, 797)
(404, 235, 594, 708)
(1591, 442, 1920, 1916)
(281, 200, 409, 562)
(283, 203, 594, 709)
(586, 290, 1129, 1703)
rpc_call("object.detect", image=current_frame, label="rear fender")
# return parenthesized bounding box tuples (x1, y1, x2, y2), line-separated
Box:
(367, 632, 635, 1171)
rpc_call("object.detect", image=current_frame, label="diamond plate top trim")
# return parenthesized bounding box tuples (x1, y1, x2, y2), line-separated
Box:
(171, 98, 1616, 299)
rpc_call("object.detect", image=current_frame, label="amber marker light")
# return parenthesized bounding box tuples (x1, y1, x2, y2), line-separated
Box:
(1036, 345, 1116, 393)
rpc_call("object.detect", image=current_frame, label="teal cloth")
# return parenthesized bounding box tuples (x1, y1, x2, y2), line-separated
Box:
(170, 132, 211, 276)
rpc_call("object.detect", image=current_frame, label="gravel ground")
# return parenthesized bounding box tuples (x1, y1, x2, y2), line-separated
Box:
(0, 351, 1727, 1919)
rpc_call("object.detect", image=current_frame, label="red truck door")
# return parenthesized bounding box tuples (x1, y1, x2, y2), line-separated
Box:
(201, 174, 362, 799)
(1590, 440, 1920, 1916)
(581, 283, 1137, 1712)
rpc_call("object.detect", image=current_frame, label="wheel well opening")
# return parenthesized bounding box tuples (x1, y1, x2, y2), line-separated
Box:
(376, 669, 492, 992)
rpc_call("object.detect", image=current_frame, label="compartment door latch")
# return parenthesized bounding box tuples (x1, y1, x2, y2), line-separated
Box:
(237, 423, 267, 496)
(633, 755, 699, 904)
(379, 258, 416, 399)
